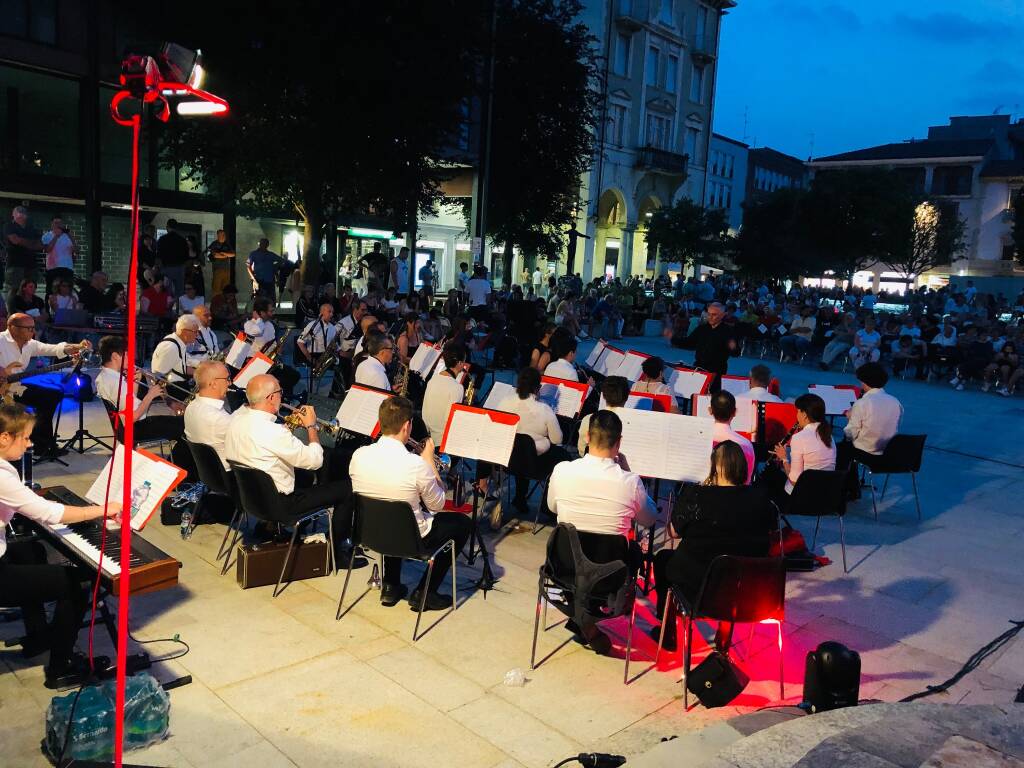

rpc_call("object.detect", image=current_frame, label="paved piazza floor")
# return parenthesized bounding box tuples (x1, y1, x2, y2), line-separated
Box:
(2, 335, 1023, 767)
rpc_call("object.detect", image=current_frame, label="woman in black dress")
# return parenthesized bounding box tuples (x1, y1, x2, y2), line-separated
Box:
(530, 322, 556, 372)
(649, 441, 778, 651)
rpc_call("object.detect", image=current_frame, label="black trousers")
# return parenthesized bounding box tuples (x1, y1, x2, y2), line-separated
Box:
(280, 478, 354, 552)
(0, 540, 87, 670)
(133, 415, 196, 478)
(17, 385, 64, 449)
(513, 444, 570, 511)
(382, 512, 473, 592)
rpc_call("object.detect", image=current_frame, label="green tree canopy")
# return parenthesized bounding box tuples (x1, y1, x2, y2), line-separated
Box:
(645, 197, 731, 270)
(733, 188, 810, 279)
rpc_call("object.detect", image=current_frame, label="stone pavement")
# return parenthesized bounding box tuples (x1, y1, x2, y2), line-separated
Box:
(1, 336, 1022, 767)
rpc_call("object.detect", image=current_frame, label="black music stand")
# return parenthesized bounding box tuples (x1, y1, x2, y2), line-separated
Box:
(59, 368, 113, 454)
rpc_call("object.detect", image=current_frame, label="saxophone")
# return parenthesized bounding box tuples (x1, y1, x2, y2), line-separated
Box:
(264, 329, 293, 363)
(463, 374, 475, 405)
(312, 334, 341, 381)
(394, 361, 410, 396)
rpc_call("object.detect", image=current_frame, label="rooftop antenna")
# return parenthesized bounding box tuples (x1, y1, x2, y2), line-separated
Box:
(808, 131, 815, 160)
(742, 105, 749, 143)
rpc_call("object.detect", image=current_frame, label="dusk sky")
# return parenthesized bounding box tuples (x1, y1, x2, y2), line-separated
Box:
(713, 0, 1023, 160)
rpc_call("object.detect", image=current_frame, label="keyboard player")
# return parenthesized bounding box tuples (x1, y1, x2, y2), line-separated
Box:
(0, 403, 121, 689)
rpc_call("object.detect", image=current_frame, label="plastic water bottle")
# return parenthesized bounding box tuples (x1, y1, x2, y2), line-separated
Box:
(129, 480, 152, 520)
(179, 505, 193, 540)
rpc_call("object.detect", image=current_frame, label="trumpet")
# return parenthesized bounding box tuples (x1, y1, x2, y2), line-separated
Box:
(278, 401, 342, 437)
(405, 437, 452, 476)
(139, 369, 198, 407)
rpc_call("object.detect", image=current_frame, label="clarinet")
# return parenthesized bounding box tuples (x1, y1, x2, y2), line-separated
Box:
(771, 423, 801, 465)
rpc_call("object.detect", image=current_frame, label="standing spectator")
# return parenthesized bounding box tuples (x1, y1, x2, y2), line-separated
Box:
(456, 261, 471, 294)
(359, 242, 389, 293)
(41, 217, 76, 293)
(466, 265, 492, 322)
(418, 258, 434, 297)
(4, 206, 42, 301)
(78, 271, 115, 314)
(156, 219, 190, 296)
(390, 246, 411, 298)
(532, 266, 542, 296)
(246, 238, 283, 301)
(206, 229, 235, 297)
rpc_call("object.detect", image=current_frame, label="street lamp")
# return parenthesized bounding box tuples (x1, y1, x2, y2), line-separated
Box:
(107, 44, 227, 767)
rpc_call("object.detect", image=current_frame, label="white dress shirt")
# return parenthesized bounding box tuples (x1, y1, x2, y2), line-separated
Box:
(151, 333, 190, 382)
(740, 386, 782, 404)
(577, 405, 623, 456)
(422, 372, 464, 445)
(0, 458, 65, 557)
(547, 455, 657, 537)
(354, 356, 391, 391)
(337, 314, 359, 353)
(544, 358, 579, 381)
(844, 387, 902, 455)
(95, 366, 143, 414)
(467, 278, 491, 306)
(224, 408, 323, 495)
(712, 422, 756, 484)
(299, 318, 339, 355)
(496, 393, 561, 455)
(0, 330, 67, 395)
(184, 396, 234, 469)
(785, 423, 837, 492)
(349, 436, 446, 536)
(244, 317, 276, 352)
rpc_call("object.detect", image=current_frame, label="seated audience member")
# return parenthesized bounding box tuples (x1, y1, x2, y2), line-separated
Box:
(848, 315, 881, 367)
(79, 271, 115, 314)
(175, 282, 205, 316)
(985, 341, 1018, 396)
(10, 280, 47, 323)
(210, 284, 243, 332)
(649, 441, 777, 651)
(950, 328, 994, 391)
(497, 366, 569, 515)
(892, 335, 925, 380)
(819, 313, 857, 370)
(349, 396, 471, 610)
(546, 410, 659, 654)
(578, 375, 629, 455)
(48, 280, 80, 315)
(769, 392, 836, 502)
(779, 305, 816, 361)
(708, 390, 755, 484)
(927, 318, 959, 377)
(837, 362, 902, 491)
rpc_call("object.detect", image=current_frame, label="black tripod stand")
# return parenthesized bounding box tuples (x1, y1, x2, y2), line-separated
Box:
(61, 391, 113, 454)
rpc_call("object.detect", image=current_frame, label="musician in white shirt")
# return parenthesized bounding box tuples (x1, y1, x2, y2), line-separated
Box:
(354, 332, 393, 391)
(0, 404, 121, 688)
(709, 390, 755, 484)
(739, 364, 782, 404)
(578, 375, 628, 455)
(188, 305, 220, 365)
(224, 374, 363, 567)
(631, 356, 674, 399)
(349, 396, 472, 609)
(422, 343, 467, 445)
(242, 297, 300, 401)
(544, 330, 583, 382)
(0, 313, 90, 457)
(151, 314, 200, 384)
(497, 366, 568, 516)
(771, 393, 836, 494)
(297, 303, 338, 363)
(547, 410, 658, 654)
(330, 299, 368, 396)
(183, 361, 234, 469)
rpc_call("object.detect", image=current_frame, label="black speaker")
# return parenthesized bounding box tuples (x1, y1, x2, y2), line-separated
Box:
(802, 641, 860, 713)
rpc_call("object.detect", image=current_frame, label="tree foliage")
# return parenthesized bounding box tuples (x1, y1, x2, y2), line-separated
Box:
(135, 0, 480, 284)
(645, 197, 732, 269)
(485, 0, 601, 286)
(883, 200, 966, 280)
(733, 188, 810, 279)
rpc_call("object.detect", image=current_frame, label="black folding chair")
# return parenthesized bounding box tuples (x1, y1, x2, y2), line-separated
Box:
(654, 554, 786, 708)
(183, 439, 245, 574)
(100, 398, 169, 458)
(227, 461, 335, 597)
(859, 434, 926, 521)
(336, 494, 458, 641)
(786, 469, 850, 572)
(504, 434, 552, 534)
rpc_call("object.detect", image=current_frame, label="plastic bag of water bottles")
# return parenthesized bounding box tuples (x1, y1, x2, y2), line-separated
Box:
(44, 674, 170, 761)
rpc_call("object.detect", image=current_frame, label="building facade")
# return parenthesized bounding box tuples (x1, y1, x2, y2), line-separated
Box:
(745, 146, 808, 202)
(809, 115, 1024, 291)
(706, 132, 747, 232)
(570, 0, 735, 282)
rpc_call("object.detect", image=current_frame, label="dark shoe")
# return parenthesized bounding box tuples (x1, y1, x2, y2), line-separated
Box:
(34, 445, 68, 460)
(818, 362, 829, 371)
(565, 619, 582, 637)
(582, 625, 612, 656)
(336, 547, 368, 570)
(408, 589, 451, 612)
(648, 624, 677, 652)
(45, 653, 110, 690)
(380, 583, 408, 607)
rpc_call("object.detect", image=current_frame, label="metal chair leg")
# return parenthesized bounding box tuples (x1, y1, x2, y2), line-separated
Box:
(623, 594, 637, 684)
(654, 593, 672, 665)
(531, 579, 544, 670)
(682, 615, 693, 710)
(219, 521, 244, 576)
(777, 620, 785, 701)
(450, 542, 457, 612)
(912, 473, 921, 521)
(412, 557, 437, 642)
(325, 509, 336, 575)
(881, 474, 890, 499)
(334, 550, 358, 620)
(217, 507, 242, 562)
(839, 515, 848, 573)
(811, 517, 821, 550)
(869, 469, 879, 521)
(273, 524, 302, 598)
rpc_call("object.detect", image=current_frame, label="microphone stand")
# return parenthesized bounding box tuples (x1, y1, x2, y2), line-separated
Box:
(61, 358, 113, 455)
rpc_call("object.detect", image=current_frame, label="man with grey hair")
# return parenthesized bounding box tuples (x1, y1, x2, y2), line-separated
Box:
(224, 373, 364, 567)
(4, 206, 42, 300)
(353, 331, 394, 390)
(151, 313, 201, 386)
(670, 300, 740, 392)
(188, 304, 220, 364)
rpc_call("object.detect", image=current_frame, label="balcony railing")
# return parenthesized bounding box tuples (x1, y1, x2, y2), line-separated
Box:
(614, 13, 643, 31)
(636, 146, 689, 175)
(690, 34, 715, 64)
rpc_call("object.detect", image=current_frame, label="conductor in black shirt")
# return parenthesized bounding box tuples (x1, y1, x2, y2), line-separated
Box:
(671, 302, 739, 392)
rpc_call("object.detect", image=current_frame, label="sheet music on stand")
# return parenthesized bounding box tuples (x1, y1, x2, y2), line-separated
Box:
(539, 376, 590, 418)
(482, 380, 516, 410)
(614, 350, 649, 382)
(334, 385, 393, 437)
(233, 352, 273, 388)
(584, 339, 608, 369)
(692, 394, 756, 433)
(409, 343, 442, 377)
(666, 367, 712, 398)
(616, 410, 713, 482)
(440, 405, 519, 467)
(86, 448, 187, 531)
(809, 384, 858, 415)
(595, 346, 626, 376)
(223, 333, 251, 369)
(599, 393, 653, 411)
(719, 375, 751, 396)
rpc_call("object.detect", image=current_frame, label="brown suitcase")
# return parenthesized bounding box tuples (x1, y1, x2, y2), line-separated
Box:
(236, 539, 330, 589)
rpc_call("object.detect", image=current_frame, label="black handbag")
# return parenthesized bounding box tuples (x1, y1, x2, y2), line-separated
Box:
(687, 651, 749, 708)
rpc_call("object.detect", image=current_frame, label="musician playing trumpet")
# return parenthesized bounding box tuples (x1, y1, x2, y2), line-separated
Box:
(0, 312, 92, 459)
(349, 396, 471, 610)
(0, 403, 122, 689)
